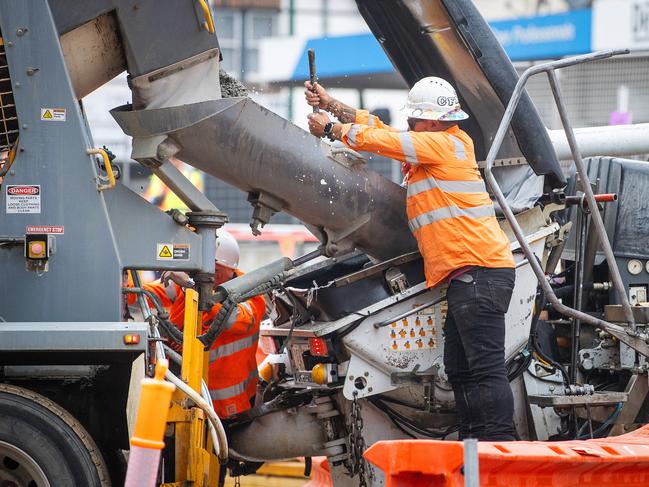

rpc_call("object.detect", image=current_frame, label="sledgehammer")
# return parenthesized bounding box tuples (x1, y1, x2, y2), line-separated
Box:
(308, 48, 319, 113)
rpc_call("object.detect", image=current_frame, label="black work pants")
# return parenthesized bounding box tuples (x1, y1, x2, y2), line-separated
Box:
(443, 267, 517, 441)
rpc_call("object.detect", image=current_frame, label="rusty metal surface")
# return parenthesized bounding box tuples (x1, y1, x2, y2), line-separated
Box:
(528, 392, 628, 408)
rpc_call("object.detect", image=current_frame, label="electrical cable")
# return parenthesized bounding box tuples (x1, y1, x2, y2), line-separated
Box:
(370, 397, 458, 438)
(576, 402, 623, 439)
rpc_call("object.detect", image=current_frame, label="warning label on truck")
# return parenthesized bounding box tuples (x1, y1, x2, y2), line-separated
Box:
(6, 185, 41, 214)
(41, 108, 66, 122)
(26, 225, 64, 234)
(157, 243, 190, 261)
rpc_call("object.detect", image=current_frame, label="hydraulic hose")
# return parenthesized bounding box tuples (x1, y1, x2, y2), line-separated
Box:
(123, 287, 184, 344)
(161, 344, 227, 463)
(160, 344, 227, 463)
(198, 257, 294, 348)
(164, 370, 229, 464)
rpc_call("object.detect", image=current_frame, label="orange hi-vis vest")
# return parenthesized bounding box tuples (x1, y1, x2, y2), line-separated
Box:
(138, 271, 266, 418)
(342, 110, 514, 288)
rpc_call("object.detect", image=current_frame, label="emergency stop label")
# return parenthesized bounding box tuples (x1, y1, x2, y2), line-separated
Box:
(40, 108, 66, 122)
(157, 243, 190, 261)
(6, 185, 41, 214)
(26, 225, 64, 234)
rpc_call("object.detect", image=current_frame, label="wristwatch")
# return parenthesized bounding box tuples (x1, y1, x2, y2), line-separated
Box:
(323, 122, 336, 141)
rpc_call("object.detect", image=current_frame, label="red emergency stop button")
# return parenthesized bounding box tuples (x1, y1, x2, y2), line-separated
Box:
(27, 240, 46, 259)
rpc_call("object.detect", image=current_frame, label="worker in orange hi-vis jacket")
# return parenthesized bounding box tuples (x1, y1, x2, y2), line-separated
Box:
(305, 78, 517, 441)
(137, 230, 266, 419)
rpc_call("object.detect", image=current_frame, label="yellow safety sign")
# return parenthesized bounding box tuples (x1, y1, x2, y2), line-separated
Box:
(157, 243, 191, 261)
(158, 245, 173, 259)
(40, 107, 66, 121)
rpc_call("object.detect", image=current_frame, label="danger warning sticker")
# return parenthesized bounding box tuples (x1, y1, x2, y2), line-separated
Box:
(26, 225, 64, 234)
(157, 243, 190, 261)
(41, 108, 66, 122)
(6, 185, 41, 214)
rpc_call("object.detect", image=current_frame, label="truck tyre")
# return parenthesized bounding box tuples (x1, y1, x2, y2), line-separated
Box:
(0, 384, 110, 487)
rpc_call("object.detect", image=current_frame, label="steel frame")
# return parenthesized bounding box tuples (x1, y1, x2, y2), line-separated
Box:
(483, 49, 649, 357)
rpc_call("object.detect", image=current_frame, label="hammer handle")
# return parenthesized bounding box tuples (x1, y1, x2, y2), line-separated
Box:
(308, 49, 319, 113)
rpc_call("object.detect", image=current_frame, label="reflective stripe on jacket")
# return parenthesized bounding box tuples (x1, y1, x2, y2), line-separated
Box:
(341, 115, 514, 287)
(143, 270, 266, 418)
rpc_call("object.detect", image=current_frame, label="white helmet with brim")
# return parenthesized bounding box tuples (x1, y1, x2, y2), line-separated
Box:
(214, 229, 240, 270)
(399, 76, 469, 121)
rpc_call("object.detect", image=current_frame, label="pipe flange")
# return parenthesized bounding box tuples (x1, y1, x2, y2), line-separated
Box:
(187, 210, 228, 228)
(193, 272, 214, 285)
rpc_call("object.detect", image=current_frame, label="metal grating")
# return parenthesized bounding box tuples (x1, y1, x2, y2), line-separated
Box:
(0, 33, 19, 153)
(0, 33, 18, 152)
(518, 56, 649, 131)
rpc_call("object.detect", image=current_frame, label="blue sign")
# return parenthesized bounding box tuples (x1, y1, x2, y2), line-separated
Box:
(490, 9, 592, 61)
(292, 34, 393, 81)
(290, 9, 593, 81)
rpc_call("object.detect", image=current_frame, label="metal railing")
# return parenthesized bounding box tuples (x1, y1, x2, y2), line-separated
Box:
(483, 49, 649, 358)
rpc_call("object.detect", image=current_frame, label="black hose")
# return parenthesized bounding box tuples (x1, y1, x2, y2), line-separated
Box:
(123, 287, 184, 344)
(369, 397, 459, 438)
(529, 285, 570, 383)
(197, 296, 237, 348)
(198, 265, 292, 349)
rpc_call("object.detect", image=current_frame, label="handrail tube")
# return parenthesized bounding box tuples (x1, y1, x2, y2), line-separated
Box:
(374, 295, 447, 329)
(546, 69, 636, 330)
(483, 50, 647, 358)
(87, 148, 116, 191)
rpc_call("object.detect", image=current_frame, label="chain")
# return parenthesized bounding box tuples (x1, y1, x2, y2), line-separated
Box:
(348, 391, 370, 487)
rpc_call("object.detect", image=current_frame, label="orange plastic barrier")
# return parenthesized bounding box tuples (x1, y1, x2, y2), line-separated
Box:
(303, 457, 334, 487)
(364, 425, 649, 487)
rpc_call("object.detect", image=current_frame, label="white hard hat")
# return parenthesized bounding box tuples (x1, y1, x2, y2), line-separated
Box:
(399, 77, 469, 121)
(214, 230, 239, 269)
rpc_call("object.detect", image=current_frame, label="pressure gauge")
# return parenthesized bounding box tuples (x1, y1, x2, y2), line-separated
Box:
(646, 261, 649, 274)
(628, 259, 643, 275)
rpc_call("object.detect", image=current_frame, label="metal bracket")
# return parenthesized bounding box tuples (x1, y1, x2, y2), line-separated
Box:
(528, 391, 627, 408)
(330, 146, 366, 168)
(322, 214, 371, 257)
(248, 191, 286, 236)
(384, 267, 409, 295)
(390, 363, 440, 386)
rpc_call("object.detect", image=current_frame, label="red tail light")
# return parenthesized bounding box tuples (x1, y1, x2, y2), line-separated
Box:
(309, 337, 329, 357)
(124, 334, 141, 345)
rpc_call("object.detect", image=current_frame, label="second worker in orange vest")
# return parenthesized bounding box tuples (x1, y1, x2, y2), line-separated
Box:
(140, 230, 266, 419)
(305, 77, 517, 440)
